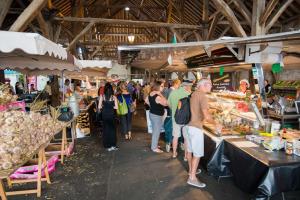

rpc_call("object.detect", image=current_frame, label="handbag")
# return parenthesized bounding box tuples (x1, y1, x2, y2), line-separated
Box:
(117, 95, 128, 115)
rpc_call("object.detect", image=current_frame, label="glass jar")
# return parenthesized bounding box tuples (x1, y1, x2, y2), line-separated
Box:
(285, 140, 294, 155)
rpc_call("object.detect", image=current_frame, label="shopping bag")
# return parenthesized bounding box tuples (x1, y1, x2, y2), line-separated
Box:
(117, 95, 128, 115)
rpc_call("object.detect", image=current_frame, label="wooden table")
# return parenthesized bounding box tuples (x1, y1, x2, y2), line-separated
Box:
(46, 118, 77, 164)
(0, 144, 51, 200)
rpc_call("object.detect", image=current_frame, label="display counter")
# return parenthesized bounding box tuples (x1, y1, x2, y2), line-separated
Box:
(206, 137, 300, 200)
(203, 92, 300, 199)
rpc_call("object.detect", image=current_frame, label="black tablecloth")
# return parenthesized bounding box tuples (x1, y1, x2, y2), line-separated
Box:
(206, 137, 300, 200)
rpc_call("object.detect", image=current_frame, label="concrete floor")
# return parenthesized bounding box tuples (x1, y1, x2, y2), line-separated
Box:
(6, 108, 300, 200)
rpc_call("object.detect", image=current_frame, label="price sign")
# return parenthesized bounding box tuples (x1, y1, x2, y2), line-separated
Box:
(211, 72, 233, 92)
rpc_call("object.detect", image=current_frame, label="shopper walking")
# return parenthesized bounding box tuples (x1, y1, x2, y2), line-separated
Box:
(146, 81, 168, 153)
(117, 81, 136, 140)
(187, 79, 221, 188)
(98, 83, 118, 151)
(168, 80, 192, 159)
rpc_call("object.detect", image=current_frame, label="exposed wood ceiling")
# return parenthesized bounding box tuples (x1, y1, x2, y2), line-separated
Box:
(0, 0, 300, 62)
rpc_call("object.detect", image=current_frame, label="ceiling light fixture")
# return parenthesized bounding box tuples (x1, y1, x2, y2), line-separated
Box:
(125, 7, 130, 11)
(128, 34, 135, 43)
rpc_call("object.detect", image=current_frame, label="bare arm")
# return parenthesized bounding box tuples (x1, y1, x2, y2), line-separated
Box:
(113, 96, 118, 109)
(145, 96, 150, 105)
(155, 95, 168, 106)
(98, 95, 103, 110)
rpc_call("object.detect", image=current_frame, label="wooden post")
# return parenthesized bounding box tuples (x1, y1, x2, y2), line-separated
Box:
(42, 150, 51, 184)
(0, 179, 7, 200)
(61, 127, 67, 164)
(37, 149, 43, 197)
(251, 0, 266, 36)
(9, 0, 47, 32)
(0, 0, 13, 28)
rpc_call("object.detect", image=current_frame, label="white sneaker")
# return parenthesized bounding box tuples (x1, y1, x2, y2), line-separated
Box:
(166, 143, 171, 152)
(112, 146, 119, 151)
(187, 178, 206, 188)
(107, 147, 114, 152)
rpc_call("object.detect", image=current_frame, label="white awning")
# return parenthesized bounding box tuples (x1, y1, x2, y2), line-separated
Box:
(78, 60, 112, 69)
(0, 31, 67, 59)
(0, 31, 80, 72)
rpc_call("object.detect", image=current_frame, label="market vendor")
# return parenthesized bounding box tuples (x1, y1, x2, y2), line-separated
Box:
(239, 79, 250, 94)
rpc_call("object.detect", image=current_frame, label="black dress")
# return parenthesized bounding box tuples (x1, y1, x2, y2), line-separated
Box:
(102, 97, 117, 148)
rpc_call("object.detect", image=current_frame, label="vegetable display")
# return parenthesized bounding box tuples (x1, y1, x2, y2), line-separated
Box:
(0, 111, 65, 170)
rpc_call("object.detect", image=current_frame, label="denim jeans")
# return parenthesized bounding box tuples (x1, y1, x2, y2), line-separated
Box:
(149, 112, 164, 150)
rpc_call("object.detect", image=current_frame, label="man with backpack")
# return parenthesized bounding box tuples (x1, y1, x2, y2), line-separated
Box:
(168, 80, 193, 159)
(186, 79, 222, 188)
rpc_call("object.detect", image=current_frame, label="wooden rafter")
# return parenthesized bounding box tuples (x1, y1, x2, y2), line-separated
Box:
(232, 0, 252, 25)
(137, 0, 145, 18)
(259, 0, 279, 25)
(212, 0, 247, 37)
(207, 14, 220, 40)
(36, 12, 50, 38)
(202, 0, 209, 39)
(9, 0, 47, 32)
(0, 0, 13, 28)
(209, 0, 234, 20)
(265, 0, 294, 32)
(167, 0, 173, 23)
(251, 0, 265, 35)
(54, 17, 202, 29)
(67, 22, 95, 51)
(106, 0, 111, 17)
(219, 26, 231, 37)
(54, 24, 62, 43)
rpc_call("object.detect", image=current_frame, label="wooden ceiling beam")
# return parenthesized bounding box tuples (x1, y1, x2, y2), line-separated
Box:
(9, 0, 47, 32)
(106, 0, 111, 17)
(137, 0, 145, 18)
(202, 0, 209, 39)
(259, 0, 279, 25)
(54, 24, 62, 43)
(167, 0, 173, 23)
(54, 17, 202, 29)
(209, 0, 234, 21)
(36, 12, 50, 38)
(232, 0, 252, 25)
(219, 26, 231, 37)
(0, 0, 13, 28)
(67, 22, 95, 51)
(212, 0, 247, 37)
(265, 0, 295, 32)
(207, 14, 220, 40)
(251, 0, 265, 35)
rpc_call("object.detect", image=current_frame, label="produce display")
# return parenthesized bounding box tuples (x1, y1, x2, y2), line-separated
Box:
(0, 111, 66, 171)
(0, 84, 18, 105)
(273, 80, 300, 89)
(215, 91, 246, 100)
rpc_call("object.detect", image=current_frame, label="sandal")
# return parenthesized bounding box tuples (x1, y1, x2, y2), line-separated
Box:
(128, 132, 132, 140)
(125, 135, 129, 140)
(152, 149, 163, 153)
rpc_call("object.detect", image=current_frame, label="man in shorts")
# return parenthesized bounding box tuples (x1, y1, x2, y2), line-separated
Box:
(168, 80, 192, 158)
(186, 79, 221, 188)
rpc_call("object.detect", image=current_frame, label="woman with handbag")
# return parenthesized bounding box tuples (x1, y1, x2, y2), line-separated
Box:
(98, 83, 118, 151)
(117, 81, 136, 140)
(145, 81, 168, 153)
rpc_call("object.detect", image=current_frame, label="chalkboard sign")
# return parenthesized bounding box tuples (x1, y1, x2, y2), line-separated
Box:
(211, 72, 233, 92)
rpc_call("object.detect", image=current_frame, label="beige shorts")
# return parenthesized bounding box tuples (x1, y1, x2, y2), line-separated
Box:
(186, 126, 204, 158)
(172, 120, 183, 138)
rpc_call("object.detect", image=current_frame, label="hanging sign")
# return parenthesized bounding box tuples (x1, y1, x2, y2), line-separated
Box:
(272, 63, 283, 73)
(219, 66, 224, 76)
(211, 72, 233, 92)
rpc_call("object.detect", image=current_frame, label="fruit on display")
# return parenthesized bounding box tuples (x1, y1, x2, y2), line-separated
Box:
(0, 111, 65, 171)
(235, 102, 249, 112)
(273, 80, 300, 89)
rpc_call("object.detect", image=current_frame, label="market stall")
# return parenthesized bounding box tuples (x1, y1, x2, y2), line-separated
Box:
(118, 30, 300, 199)
(0, 31, 80, 198)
